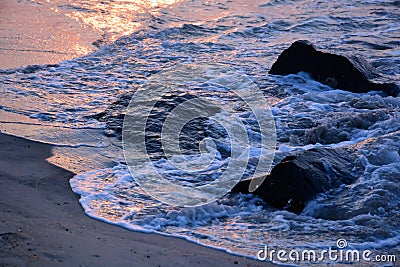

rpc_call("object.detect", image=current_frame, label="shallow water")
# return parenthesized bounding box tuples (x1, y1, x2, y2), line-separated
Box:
(1, 0, 400, 266)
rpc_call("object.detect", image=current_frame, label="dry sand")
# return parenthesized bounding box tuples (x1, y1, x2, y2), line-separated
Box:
(0, 133, 278, 267)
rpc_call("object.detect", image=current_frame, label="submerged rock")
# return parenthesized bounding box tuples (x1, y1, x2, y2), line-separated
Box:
(92, 92, 133, 139)
(269, 40, 399, 97)
(231, 147, 364, 213)
(305, 110, 387, 145)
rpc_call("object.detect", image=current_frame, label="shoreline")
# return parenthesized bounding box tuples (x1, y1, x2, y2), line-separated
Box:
(1, 1, 277, 265)
(0, 132, 278, 266)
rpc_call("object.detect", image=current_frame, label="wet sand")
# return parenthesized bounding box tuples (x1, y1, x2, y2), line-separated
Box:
(0, 0, 99, 69)
(0, 132, 277, 266)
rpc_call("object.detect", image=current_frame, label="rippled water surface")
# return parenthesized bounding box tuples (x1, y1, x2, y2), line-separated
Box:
(1, 0, 400, 265)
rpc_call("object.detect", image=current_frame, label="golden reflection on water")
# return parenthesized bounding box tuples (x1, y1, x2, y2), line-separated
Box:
(32, 0, 319, 50)
(27, 0, 183, 51)
(58, 0, 181, 42)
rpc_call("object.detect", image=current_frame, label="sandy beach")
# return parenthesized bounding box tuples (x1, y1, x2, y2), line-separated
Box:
(0, 132, 276, 267)
(4, 0, 398, 265)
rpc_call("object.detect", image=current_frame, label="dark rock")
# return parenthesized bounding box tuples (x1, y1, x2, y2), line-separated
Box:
(91, 92, 133, 139)
(269, 40, 399, 97)
(231, 147, 364, 213)
(21, 64, 43, 74)
(92, 92, 231, 161)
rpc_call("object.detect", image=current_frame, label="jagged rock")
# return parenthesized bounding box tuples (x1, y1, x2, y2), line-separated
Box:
(231, 147, 364, 213)
(269, 40, 399, 97)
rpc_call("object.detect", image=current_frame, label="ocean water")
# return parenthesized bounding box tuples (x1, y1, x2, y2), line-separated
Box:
(1, 0, 400, 266)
